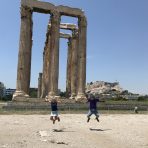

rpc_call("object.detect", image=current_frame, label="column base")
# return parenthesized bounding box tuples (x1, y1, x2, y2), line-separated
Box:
(70, 93, 76, 100)
(40, 92, 46, 99)
(75, 93, 86, 102)
(12, 90, 29, 101)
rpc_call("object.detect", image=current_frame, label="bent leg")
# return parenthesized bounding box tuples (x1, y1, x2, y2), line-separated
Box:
(87, 110, 93, 122)
(94, 110, 99, 122)
(57, 116, 60, 122)
(50, 116, 53, 120)
(87, 110, 93, 118)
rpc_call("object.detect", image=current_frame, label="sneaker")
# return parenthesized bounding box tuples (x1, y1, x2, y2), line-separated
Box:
(87, 117, 90, 122)
(96, 117, 99, 122)
(57, 117, 60, 122)
(53, 120, 55, 124)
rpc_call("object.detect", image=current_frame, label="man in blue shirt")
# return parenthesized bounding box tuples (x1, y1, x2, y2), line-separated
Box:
(86, 94, 101, 122)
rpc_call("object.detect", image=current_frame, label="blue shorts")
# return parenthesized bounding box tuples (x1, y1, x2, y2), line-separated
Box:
(87, 109, 99, 118)
(50, 111, 58, 117)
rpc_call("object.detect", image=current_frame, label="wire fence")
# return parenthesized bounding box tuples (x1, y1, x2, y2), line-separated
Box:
(2, 101, 148, 113)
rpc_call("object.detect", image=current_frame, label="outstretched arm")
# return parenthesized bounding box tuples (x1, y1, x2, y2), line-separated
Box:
(57, 100, 61, 103)
(45, 97, 52, 103)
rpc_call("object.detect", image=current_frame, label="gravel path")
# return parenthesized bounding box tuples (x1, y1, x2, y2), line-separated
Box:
(0, 114, 148, 148)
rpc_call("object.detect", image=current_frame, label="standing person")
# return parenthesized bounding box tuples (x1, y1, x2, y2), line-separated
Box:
(134, 106, 138, 114)
(49, 96, 60, 124)
(86, 94, 103, 122)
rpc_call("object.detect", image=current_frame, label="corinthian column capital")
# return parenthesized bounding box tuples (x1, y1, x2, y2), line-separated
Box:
(20, 5, 32, 19)
(51, 9, 60, 23)
(78, 16, 87, 27)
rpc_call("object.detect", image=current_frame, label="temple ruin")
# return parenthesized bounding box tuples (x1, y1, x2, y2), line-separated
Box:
(13, 0, 87, 101)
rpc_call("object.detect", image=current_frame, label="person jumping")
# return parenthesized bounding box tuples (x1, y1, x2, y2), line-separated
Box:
(86, 94, 104, 122)
(48, 96, 60, 124)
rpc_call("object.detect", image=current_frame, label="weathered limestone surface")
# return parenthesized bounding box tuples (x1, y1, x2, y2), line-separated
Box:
(41, 24, 71, 98)
(21, 0, 84, 17)
(14, 0, 87, 102)
(47, 10, 60, 99)
(48, 23, 77, 31)
(37, 73, 42, 98)
(60, 32, 71, 39)
(41, 23, 52, 98)
(70, 31, 79, 99)
(58, 5, 84, 17)
(76, 16, 87, 101)
(21, 0, 55, 13)
(46, 23, 79, 99)
(59, 23, 77, 30)
(13, 6, 33, 100)
(66, 38, 72, 97)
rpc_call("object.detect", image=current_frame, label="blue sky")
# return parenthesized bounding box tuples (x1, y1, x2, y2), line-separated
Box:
(0, 0, 148, 94)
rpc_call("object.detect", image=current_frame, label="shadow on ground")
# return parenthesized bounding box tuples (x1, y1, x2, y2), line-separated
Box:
(52, 129, 75, 132)
(89, 128, 111, 131)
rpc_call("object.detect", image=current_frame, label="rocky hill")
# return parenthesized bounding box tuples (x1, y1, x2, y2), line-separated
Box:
(86, 81, 123, 95)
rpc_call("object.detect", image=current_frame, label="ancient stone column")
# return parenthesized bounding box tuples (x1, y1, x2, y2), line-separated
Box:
(13, 6, 33, 100)
(66, 38, 72, 97)
(76, 16, 87, 101)
(70, 30, 78, 99)
(37, 73, 42, 98)
(41, 23, 51, 98)
(47, 10, 60, 99)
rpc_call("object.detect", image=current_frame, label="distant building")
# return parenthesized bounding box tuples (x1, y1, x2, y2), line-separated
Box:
(4, 88, 16, 96)
(123, 94, 139, 100)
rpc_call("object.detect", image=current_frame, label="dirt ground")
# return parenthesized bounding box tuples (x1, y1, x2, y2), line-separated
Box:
(0, 114, 148, 148)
